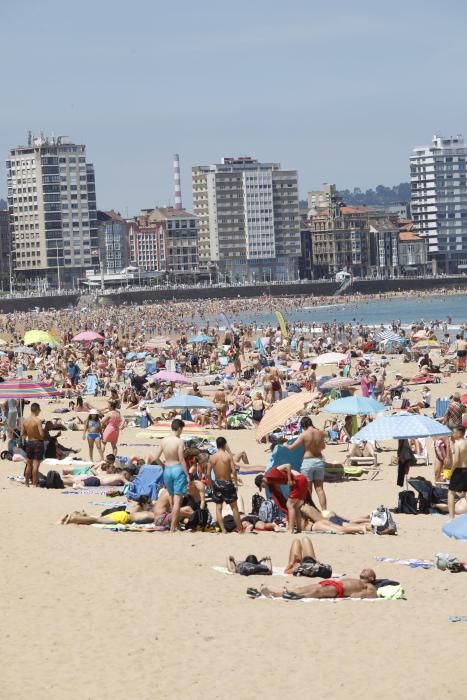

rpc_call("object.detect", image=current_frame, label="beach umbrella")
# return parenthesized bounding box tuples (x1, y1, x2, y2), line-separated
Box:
(161, 395, 214, 409)
(376, 330, 404, 343)
(150, 370, 192, 384)
(12, 345, 37, 356)
(315, 352, 348, 365)
(350, 413, 451, 442)
(0, 378, 63, 399)
(72, 331, 104, 342)
(23, 330, 58, 346)
(188, 334, 214, 344)
(256, 391, 314, 442)
(413, 339, 441, 350)
(320, 377, 359, 391)
(323, 396, 385, 415)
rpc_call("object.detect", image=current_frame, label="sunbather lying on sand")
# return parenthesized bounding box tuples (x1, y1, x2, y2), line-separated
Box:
(300, 504, 370, 534)
(255, 569, 378, 600)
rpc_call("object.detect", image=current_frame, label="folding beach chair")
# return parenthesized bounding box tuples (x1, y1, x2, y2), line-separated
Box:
(435, 397, 449, 420)
(125, 465, 164, 501)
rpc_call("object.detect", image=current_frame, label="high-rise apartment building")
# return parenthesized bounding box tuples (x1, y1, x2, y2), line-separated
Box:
(192, 156, 301, 282)
(410, 134, 467, 273)
(6, 135, 98, 286)
(0, 208, 12, 289)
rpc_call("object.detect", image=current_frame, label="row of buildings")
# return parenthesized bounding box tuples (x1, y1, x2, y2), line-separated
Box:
(2, 133, 467, 290)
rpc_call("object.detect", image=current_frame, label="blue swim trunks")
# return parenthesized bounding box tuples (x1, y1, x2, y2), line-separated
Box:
(163, 464, 187, 496)
(301, 457, 325, 482)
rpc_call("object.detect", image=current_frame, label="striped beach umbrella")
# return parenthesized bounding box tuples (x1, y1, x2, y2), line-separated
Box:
(145, 337, 169, 350)
(376, 330, 404, 343)
(0, 378, 63, 399)
(350, 413, 451, 441)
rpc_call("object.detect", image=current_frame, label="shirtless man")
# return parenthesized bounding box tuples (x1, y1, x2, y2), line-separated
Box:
(21, 402, 45, 487)
(455, 334, 467, 372)
(208, 436, 243, 533)
(62, 465, 135, 488)
(283, 416, 328, 510)
(258, 568, 378, 600)
(448, 426, 467, 519)
(152, 418, 189, 532)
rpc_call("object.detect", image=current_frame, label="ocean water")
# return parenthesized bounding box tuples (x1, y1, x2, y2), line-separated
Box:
(219, 293, 467, 328)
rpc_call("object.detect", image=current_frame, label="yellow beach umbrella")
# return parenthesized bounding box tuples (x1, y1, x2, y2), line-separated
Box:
(23, 330, 57, 346)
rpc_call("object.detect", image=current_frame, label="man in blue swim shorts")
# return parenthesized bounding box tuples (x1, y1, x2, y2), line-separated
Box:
(283, 416, 328, 510)
(153, 419, 189, 533)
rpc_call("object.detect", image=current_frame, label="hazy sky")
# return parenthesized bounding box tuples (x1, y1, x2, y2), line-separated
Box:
(1, 0, 467, 214)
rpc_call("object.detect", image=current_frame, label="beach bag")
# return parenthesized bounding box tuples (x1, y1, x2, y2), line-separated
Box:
(45, 470, 64, 489)
(293, 561, 332, 578)
(370, 506, 397, 534)
(258, 498, 282, 523)
(397, 490, 418, 515)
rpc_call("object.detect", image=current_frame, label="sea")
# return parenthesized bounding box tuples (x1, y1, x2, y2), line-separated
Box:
(214, 293, 467, 330)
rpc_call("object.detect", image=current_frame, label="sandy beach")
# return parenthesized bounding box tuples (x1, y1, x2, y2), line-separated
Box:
(2, 348, 466, 700)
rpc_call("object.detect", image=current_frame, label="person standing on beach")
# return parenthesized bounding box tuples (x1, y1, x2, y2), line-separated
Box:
(283, 416, 328, 510)
(21, 402, 45, 487)
(208, 437, 243, 534)
(153, 419, 189, 532)
(455, 335, 467, 372)
(448, 426, 467, 519)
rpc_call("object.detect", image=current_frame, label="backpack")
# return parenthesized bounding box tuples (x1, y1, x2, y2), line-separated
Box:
(258, 498, 282, 523)
(397, 490, 418, 515)
(293, 561, 333, 579)
(235, 561, 270, 576)
(45, 470, 64, 489)
(251, 493, 265, 516)
(370, 505, 397, 534)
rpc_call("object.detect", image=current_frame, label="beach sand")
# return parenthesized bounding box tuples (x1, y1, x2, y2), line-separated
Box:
(1, 356, 466, 700)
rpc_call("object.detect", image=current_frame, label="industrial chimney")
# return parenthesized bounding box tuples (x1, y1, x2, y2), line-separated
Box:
(173, 153, 183, 210)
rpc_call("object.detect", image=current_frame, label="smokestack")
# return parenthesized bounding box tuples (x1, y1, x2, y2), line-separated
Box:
(173, 153, 183, 210)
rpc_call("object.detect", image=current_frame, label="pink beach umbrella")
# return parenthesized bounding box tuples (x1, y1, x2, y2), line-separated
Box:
(72, 331, 105, 342)
(150, 370, 192, 384)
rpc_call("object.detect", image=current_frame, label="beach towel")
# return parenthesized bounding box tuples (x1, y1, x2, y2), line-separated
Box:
(213, 566, 287, 577)
(250, 595, 389, 603)
(91, 523, 162, 532)
(375, 556, 434, 569)
(125, 465, 164, 502)
(83, 373, 99, 396)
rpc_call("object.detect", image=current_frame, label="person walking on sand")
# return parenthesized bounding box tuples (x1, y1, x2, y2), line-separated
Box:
(448, 426, 467, 519)
(208, 437, 243, 534)
(153, 419, 189, 533)
(283, 416, 328, 510)
(21, 402, 45, 487)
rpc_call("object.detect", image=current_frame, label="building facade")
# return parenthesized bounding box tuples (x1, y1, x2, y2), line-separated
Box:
(128, 207, 198, 275)
(192, 156, 301, 282)
(410, 134, 467, 273)
(97, 210, 129, 273)
(0, 208, 12, 289)
(6, 135, 98, 287)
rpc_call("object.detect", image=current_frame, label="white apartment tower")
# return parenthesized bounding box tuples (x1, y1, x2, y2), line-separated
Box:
(410, 134, 467, 273)
(192, 156, 301, 281)
(6, 135, 98, 287)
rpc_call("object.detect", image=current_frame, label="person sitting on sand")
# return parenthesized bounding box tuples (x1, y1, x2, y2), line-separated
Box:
(256, 569, 378, 600)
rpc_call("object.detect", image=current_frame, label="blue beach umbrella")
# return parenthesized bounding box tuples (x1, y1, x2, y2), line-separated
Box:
(188, 334, 214, 344)
(351, 413, 451, 442)
(323, 396, 386, 415)
(160, 394, 215, 409)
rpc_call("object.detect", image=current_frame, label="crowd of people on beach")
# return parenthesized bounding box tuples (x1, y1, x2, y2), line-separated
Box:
(2, 290, 467, 600)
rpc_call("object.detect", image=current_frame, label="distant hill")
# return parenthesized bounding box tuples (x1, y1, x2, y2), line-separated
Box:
(338, 183, 410, 206)
(0, 198, 6, 210)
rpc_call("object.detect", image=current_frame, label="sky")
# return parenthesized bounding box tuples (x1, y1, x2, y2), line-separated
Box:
(1, 0, 467, 214)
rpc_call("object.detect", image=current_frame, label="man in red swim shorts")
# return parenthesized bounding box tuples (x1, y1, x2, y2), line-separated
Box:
(255, 464, 308, 533)
(260, 569, 378, 600)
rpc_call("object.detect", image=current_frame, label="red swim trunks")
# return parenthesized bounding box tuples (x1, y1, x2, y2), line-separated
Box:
(318, 580, 345, 598)
(289, 475, 308, 501)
